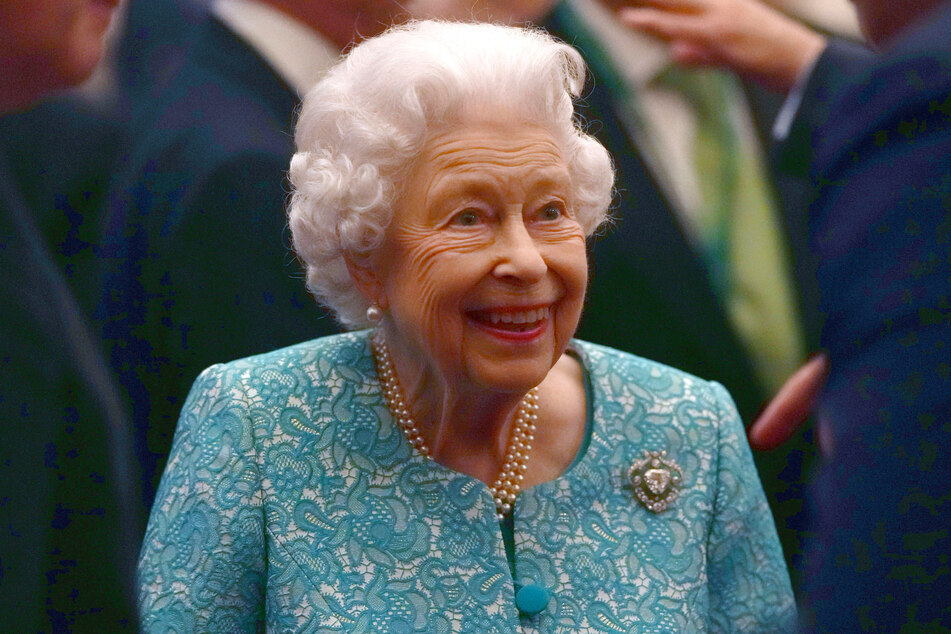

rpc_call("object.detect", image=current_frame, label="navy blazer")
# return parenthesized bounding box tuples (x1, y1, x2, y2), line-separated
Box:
(98, 17, 340, 509)
(778, 3, 951, 629)
(0, 153, 138, 631)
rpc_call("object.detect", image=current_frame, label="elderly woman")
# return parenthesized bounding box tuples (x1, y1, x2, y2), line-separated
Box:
(137, 20, 795, 632)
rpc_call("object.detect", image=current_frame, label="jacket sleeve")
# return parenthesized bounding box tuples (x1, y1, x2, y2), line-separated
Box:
(705, 381, 797, 632)
(137, 364, 266, 633)
(771, 37, 877, 179)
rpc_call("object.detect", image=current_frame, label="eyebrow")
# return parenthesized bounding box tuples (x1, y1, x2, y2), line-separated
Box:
(431, 166, 572, 199)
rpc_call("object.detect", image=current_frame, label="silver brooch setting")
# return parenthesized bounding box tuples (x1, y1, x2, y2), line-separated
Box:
(627, 450, 683, 513)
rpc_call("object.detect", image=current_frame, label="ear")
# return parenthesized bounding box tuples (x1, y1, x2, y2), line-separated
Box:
(345, 252, 388, 310)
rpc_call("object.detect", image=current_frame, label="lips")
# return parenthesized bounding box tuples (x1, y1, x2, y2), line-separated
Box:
(468, 306, 551, 332)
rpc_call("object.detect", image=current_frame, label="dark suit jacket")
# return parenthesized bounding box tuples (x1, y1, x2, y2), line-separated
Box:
(543, 3, 814, 575)
(0, 152, 138, 631)
(0, 96, 125, 312)
(98, 17, 340, 510)
(113, 0, 211, 102)
(777, 4, 951, 629)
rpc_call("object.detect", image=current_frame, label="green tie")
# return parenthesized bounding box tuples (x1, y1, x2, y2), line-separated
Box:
(556, 0, 805, 394)
(658, 65, 806, 395)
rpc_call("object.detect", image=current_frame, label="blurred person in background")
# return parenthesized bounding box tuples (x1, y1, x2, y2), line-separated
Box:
(617, 0, 951, 627)
(0, 0, 139, 629)
(95, 0, 408, 512)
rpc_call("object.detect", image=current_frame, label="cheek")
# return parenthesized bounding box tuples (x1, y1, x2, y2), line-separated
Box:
(548, 233, 589, 327)
(542, 228, 588, 290)
(385, 232, 483, 331)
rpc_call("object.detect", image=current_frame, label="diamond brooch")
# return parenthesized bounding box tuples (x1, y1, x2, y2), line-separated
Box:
(627, 450, 683, 513)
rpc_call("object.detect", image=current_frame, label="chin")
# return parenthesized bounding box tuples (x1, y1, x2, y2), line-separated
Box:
(57, 37, 106, 86)
(58, 2, 115, 83)
(467, 358, 553, 395)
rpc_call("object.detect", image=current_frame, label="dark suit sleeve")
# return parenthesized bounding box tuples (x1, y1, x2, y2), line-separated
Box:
(101, 148, 339, 505)
(772, 38, 876, 179)
(150, 151, 336, 367)
(768, 38, 877, 347)
(1, 155, 138, 631)
(796, 30, 951, 630)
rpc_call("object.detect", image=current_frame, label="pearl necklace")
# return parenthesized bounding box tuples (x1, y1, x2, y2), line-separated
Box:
(371, 332, 539, 520)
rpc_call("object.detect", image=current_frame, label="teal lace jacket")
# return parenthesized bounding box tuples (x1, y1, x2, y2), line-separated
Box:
(138, 331, 795, 632)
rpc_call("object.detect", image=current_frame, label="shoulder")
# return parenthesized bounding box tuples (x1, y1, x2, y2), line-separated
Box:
(128, 94, 290, 175)
(571, 339, 725, 395)
(171, 332, 374, 452)
(126, 25, 295, 173)
(572, 340, 743, 440)
(814, 21, 951, 172)
(572, 340, 745, 436)
(199, 331, 372, 390)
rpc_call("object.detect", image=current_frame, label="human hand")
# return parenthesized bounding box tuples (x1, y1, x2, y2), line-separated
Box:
(749, 353, 829, 450)
(611, 0, 827, 93)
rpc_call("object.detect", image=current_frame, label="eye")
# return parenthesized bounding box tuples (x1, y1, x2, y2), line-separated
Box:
(538, 202, 564, 221)
(452, 209, 481, 226)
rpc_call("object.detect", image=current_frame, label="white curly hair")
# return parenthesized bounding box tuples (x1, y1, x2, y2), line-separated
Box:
(287, 19, 614, 329)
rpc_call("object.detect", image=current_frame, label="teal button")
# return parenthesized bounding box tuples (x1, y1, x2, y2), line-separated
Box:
(515, 584, 550, 615)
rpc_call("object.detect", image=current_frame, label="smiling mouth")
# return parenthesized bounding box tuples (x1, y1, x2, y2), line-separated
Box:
(469, 306, 551, 331)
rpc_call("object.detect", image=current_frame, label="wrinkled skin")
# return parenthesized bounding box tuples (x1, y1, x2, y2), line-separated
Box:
(350, 116, 588, 474)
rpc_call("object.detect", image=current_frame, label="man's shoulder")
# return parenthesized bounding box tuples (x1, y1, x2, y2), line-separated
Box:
(810, 32, 951, 174)
(126, 19, 297, 167)
(110, 29, 298, 217)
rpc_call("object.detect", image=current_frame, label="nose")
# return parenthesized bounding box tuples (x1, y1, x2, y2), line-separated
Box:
(492, 217, 547, 282)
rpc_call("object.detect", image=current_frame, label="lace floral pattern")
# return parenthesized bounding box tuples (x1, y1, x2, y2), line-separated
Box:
(138, 331, 795, 632)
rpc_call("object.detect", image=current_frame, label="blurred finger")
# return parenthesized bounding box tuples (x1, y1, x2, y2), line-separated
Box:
(617, 7, 702, 41)
(749, 353, 830, 451)
(621, 0, 705, 12)
(670, 41, 717, 66)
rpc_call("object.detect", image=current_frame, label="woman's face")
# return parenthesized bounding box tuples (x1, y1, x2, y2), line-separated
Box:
(370, 117, 587, 395)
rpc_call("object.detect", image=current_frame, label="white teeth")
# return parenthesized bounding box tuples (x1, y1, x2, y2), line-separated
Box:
(485, 306, 549, 325)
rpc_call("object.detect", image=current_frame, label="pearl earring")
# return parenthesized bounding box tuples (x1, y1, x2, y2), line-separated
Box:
(366, 304, 384, 324)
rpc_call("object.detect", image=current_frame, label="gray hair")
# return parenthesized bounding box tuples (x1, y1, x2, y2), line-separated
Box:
(287, 20, 614, 329)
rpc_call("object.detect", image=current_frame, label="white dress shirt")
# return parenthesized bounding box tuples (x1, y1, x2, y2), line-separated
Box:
(213, 0, 339, 97)
(568, 0, 768, 245)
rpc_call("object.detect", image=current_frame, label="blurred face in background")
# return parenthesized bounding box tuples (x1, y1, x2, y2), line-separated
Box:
(405, 0, 558, 24)
(0, 0, 119, 110)
(849, 0, 942, 46)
